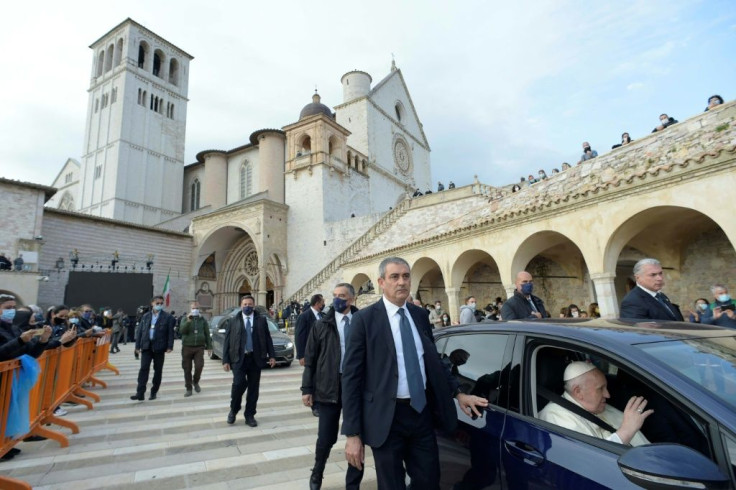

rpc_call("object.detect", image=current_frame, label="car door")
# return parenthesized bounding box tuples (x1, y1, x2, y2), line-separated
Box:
(435, 330, 512, 490)
(499, 337, 638, 489)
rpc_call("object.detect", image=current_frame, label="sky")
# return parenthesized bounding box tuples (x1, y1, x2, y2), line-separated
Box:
(1, 0, 734, 189)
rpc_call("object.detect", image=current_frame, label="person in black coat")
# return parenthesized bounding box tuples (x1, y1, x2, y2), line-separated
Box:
(222, 295, 275, 427)
(500, 271, 548, 320)
(620, 258, 683, 321)
(0, 297, 54, 361)
(295, 294, 324, 366)
(341, 257, 488, 489)
(652, 113, 678, 133)
(302, 283, 363, 489)
(131, 295, 175, 401)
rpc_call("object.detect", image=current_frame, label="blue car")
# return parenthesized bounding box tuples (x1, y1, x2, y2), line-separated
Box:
(434, 319, 736, 489)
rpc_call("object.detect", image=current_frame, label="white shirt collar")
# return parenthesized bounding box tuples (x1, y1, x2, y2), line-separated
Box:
(636, 284, 659, 297)
(311, 307, 321, 318)
(335, 309, 352, 325)
(382, 296, 408, 318)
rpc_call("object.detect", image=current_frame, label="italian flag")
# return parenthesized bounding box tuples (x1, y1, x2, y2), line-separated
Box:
(163, 273, 171, 307)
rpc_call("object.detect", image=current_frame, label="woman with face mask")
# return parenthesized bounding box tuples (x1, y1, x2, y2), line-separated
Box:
(565, 304, 581, 318)
(0, 296, 54, 362)
(688, 298, 712, 324)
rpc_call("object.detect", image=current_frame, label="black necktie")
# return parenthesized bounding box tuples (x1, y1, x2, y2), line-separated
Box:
(397, 308, 426, 413)
(655, 293, 677, 319)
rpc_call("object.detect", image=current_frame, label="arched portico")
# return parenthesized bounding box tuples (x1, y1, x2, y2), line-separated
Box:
(449, 249, 503, 319)
(410, 257, 447, 312)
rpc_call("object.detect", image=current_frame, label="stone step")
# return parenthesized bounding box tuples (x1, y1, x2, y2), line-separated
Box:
(1, 342, 376, 489)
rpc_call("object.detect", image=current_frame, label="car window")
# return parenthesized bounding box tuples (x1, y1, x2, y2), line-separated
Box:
(532, 344, 711, 455)
(722, 430, 736, 478)
(443, 333, 509, 402)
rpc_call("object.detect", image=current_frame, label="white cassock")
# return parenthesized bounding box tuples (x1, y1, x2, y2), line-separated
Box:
(539, 391, 650, 446)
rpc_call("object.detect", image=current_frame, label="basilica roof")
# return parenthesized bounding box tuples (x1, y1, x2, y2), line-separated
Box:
(299, 93, 333, 120)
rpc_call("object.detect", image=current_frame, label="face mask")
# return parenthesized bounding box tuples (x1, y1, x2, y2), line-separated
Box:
(69, 318, 80, 325)
(332, 297, 349, 313)
(82, 311, 92, 320)
(571, 311, 579, 318)
(318, 303, 325, 312)
(53, 317, 66, 325)
(242, 306, 254, 316)
(521, 283, 534, 295)
(698, 303, 708, 311)
(468, 302, 476, 310)
(191, 309, 200, 316)
(435, 305, 441, 311)
(1, 309, 15, 323)
(153, 305, 163, 312)
(660, 119, 668, 124)
(718, 294, 731, 303)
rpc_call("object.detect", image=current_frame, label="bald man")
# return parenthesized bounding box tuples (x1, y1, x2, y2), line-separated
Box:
(500, 271, 548, 320)
(539, 362, 651, 446)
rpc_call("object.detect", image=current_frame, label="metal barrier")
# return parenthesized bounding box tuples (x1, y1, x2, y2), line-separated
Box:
(0, 330, 119, 489)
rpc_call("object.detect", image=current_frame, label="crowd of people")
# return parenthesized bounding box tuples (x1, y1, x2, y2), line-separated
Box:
(512, 94, 725, 193)
(0, 252, 25, 271)
(412, 180, 456, 197)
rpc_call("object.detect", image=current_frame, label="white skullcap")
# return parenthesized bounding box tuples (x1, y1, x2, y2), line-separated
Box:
(563, 361, 596, 382)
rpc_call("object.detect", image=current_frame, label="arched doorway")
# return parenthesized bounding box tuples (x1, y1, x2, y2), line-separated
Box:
(411, 257, 446, 307)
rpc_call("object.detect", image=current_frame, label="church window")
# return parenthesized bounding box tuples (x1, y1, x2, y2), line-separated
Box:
(190, 178, 201, 211)
(347, 151, 352, 167)
(240, 161, 253, 200)
(142, 91, 147, 107)
(112, 87, 117, 104)
(59, 191, 74, 211)
(138, 41, 149, 69)
(395, 102, 405, 122)
(169, 103, 175, 119)
(114, 38, 123, 66)
(95, 98, 99, 113)
(105, 44, 114, 72)
(150, 93, 154, 110)
(96, 51, 104, 77)
(94, 165, 102, 179)
(153, 49, 165, 78)
(169, 58, 179, 86)
(300, 135, 311, 153)
(64, 172, 73, 184)
(154, 96, 159, 112)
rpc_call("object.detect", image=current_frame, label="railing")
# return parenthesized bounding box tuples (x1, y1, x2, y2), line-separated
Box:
(0, 331, 118, 490)
(285, 197, 413, 303)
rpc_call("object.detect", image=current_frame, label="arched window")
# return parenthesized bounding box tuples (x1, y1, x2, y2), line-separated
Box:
(347, 150, 352, 167)
(328, 136, 337, 156)
(138, 41, 149, 69)
(59, 192, 75, 211)
(153, 49, 165, 78)
(114, 38, 123, 66)
(169, 103, 175, 119)
(154, 96, 159, 112)
(169, 58, 179, 86)
(97, 51, 104, 77)
(240, 161, 253, 200)
(105, 44, 114, 72)
(301, 135, 311, 153)
(190, 179, 201, 211)
(395, 102, 405, 122)
(111, 87, 117, 104)
(138, 88, 142, 105)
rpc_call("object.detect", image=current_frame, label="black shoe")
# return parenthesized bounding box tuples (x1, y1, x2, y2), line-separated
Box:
(245, 416, 258, 427)
(23, 435, 46, 442)
(130, 394, 144, 401)
(227, 411, 236, 424)
(311, 406, 320, 417)
(193, 383, 201, 393)
(8, 448, 20, 456)
(1, 452, 14, 461)
(149, 393, 157, 400)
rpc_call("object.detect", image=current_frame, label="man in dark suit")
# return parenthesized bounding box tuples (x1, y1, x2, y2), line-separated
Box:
(222, 295, 276, 427)
(501, 271, 548, 320)
(131, 295, 175, 401)
(296, 294, 324, 366)
(341, 257, 488, 489)
(620, 258, 684, 321)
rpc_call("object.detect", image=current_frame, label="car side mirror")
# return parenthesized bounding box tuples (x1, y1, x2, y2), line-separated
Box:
(618, 444, 730, 489)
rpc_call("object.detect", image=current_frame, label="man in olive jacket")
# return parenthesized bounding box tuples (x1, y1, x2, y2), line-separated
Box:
(179, 301, 212, 397)
(301, 283, 363, 490)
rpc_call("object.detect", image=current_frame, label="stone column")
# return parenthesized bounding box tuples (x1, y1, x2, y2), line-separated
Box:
(445, 287, 462, 322)
(504, 284, 516, 299)
(257, 267, 268, 307)
(590, 273, 618, 318)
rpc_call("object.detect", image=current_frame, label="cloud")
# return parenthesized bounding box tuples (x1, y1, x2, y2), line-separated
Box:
(627, 82, 645, 91)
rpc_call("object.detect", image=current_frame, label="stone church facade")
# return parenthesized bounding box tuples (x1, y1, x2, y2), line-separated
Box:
(3, 18, 734, 320)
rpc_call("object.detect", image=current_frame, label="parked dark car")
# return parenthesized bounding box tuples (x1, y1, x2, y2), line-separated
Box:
(209, 307, 294, 366)
(434, 318, 736, 489)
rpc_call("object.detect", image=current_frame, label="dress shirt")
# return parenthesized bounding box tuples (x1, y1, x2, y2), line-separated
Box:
(311, 307, 322, 321)
(382, 296, 426, 398)
(241, 312, 254, 353)
(335, 310, 352, 373)
(636, 284, 659, 298)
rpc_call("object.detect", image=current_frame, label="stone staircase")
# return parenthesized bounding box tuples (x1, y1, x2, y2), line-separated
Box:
(285, 198, 413, 304)
(1, 342, 377, 489)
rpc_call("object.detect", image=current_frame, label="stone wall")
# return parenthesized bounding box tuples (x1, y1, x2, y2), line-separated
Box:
(37, 209, 193, 312)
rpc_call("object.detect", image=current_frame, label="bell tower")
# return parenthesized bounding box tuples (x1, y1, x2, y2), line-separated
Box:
(78, 18, 193, 225)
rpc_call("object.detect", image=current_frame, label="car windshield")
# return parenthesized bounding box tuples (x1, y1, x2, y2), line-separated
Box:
(637, 336, 736, 411)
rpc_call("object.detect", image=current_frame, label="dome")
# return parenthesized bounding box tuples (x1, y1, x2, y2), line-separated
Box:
(299, 93, 332, 120)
